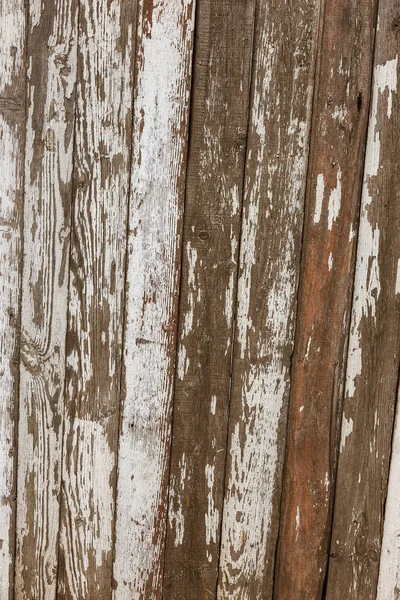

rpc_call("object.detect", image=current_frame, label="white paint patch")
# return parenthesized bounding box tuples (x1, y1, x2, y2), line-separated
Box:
(340, 415, 354, 453)
(328, 168, 342, 230)
(295, 506, 300, 541)
(328, 252, 333, 271)
(205, 464, 219, 547)
(210, 395, 217, 415)
(396, 259, 400, 294)
(314, 173, 325, 224)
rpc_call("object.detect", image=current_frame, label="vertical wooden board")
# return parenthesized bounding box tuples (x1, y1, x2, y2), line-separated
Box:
(274, 1, 377, 598)
(112, 2, 195, 599)
(325, 2, 400, 598)
(57, 0, 136, 597)
(162, 1, 255, 598)
(216, 1, 320, 598)
(14, 0, 78, 597)
(0, 0, 26, 597)
(377, 388, 400, 599)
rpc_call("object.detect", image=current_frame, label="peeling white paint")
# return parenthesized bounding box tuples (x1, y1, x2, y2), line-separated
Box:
(328, 168, 342, 230)
(314, 173, 325, 224)
(340, 415, 354, 453)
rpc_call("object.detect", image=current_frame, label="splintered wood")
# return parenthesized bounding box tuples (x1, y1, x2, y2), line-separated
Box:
(0, 0, 399, 598)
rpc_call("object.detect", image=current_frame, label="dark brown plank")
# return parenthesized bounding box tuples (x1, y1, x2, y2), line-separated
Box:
(162, 1, 256, 598)
(274, 1, 378, 598)
(325, 2, 400, 597)
(216, 1, 321, 598)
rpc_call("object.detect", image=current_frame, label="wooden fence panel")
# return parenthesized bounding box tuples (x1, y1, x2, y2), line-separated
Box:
(325, 1, 400, 598)
(162, 1, 255, 598)
(274, 0, 378, 598)
(0, 1, 26, 597)
(216, 1, 321, 598)
(112, 2, 196, 599)
(14, 1, 78, 598)
(57, 0, 137, 597)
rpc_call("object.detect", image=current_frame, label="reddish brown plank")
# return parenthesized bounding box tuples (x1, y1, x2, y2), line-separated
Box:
(274, 0, 378, 598)
(325, 1, 400, 597)
(162, 1, 256, 598)
(216, 1, 321, 598)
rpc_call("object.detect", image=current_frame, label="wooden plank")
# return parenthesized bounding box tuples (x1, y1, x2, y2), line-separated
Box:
(0, 0, 26, 597)
(112, 2, 196, 598)
(14, 1, 78, 598)
(377, 389, 400, 599)
(162, 1, 255, 598)
(57, 0, 137, 597)
(325, 2, 400, 598)
(274, 0, 378, 598)
(216, 1, 321, 597)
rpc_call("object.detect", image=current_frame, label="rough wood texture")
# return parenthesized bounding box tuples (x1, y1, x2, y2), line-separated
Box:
(0, 0, 26, 597)
(112, 2, 196, 599)
(325, 2, 400, 598)
(274, 1, 378, 598)
(14, 0, 78, 597)
(57, 0, 136, 597)
(216, 1, 320, 598)
(162, 1, 255, 598)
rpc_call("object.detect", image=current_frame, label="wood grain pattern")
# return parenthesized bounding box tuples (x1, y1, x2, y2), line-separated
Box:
(325, 1, 400, 597)
(14, 0, 78, 597)
(0, 0, 26, 597)
(57, 0, 136, 597)
(274, 1, 378, 598)
(162, 1, 255, 598)
(112, 2, 196, 598)
(216, 1, 321, 598)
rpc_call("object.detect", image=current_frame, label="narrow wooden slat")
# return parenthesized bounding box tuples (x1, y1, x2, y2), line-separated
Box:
(325, 2, 400, 597)
(57, 0, 136, 597)
(377, 389, 400, 598)
(162, 1, 255, 598)
(0, 0, 26, 597)
(274, 1, 378, 597)
(216, 1, 321, 597)
(14, 0, 78, 597)
(112, 2, 196, 598)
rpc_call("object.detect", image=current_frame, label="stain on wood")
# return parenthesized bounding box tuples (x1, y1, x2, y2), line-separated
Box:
(274, 0, 378, 598)
(1, 0, 400, 598)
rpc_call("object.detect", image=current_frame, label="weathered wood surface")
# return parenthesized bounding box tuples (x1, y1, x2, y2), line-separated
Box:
(2, 1, 400, 598)
(15, 0, 77, 598)
(0, 0, 26, 597)
(113, 2, 196, 599)
(325, 2, 400, 598)
(57, 0, 136, 597)
(274, 0, 378, 598)
(216, 1, 321, 598)
(162, 1, 255, 598)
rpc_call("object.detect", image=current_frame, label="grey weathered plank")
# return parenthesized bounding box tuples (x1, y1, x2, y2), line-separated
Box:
(216, 1, 321, 598)
(14, 0, 78, 597)
(274, 0, 378, 598)
(0, 0, 26, 597)
(112, 2, 196, 599)
(325, 1, 400, 598)
(162, 1, 255, 598)
(57, 0, 137, 597)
